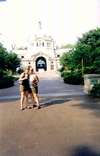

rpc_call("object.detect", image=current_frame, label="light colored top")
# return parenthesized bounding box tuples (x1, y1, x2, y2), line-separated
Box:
(29, 74, 39, 88)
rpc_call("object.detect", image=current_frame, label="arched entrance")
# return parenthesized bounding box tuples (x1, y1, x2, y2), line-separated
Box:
(36, 56, 47, 71)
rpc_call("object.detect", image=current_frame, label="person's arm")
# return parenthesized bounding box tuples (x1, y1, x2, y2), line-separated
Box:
(19, 73, 27, 81)
(35, 75, 39, 83)
(31, 74, 39, 85)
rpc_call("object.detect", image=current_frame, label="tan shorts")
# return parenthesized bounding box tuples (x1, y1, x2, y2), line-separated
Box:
(19, 85, 25, 92)
(19, 85, 32, 93)
(31, 86, 38, 94)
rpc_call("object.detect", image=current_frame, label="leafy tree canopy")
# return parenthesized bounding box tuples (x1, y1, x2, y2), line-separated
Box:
(60, 27, 100, 74)
(6, 52, 20, 73)
(0, 42, 21, 75)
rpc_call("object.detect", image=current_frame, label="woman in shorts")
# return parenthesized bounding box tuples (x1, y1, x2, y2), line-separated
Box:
(29, 68, 41, 109)
(19, 68, 32, 110)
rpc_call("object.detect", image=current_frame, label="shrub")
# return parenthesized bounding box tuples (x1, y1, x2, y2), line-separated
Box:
(63, 71, 83, 85)
(59, 67, 64, 73)
(90, 83, 100, 97)
(0, 69, 7, 78)
(0, 76, 14, 89)
(60, 70, 65, 77)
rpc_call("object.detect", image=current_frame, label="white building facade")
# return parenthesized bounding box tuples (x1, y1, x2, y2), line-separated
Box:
(14, 22, 70, 72)
(15, 34, 61, 72)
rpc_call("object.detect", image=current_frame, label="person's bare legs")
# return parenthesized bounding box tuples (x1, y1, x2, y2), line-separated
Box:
(25, 91, 29, 108)
(30, 93, 36, 107)
(33, 93, 41, 109)
(25, 91, 35, 109)
(20, 92, 25, 110)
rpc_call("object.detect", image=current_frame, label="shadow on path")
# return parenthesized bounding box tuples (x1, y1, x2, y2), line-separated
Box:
(70, 145, 100, 156)
(71, 95, 100, 118)
(41, 97, 71, 108)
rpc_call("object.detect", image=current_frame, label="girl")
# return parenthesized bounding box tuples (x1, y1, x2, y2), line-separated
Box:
(19, 68, 32, 110)
(29, 68, 41, 109)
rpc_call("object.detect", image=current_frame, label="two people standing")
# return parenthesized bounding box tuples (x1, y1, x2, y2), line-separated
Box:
(19, 67, 41, 110)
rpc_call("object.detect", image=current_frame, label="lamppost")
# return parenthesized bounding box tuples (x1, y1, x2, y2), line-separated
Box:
(81, 58, 84, 77)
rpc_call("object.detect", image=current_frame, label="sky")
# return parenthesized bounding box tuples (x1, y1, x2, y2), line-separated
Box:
(0, 0, 100, 49)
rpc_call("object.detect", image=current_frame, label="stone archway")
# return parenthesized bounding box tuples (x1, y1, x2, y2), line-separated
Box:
(35, 56, 47, 71)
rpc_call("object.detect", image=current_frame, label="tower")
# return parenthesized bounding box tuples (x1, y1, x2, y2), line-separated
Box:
(15, 21, 58, 72)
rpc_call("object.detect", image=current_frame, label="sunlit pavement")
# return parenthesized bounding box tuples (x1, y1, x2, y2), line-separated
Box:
(0, 96, 100, 156)
(0, 71, 85, 100)
(0, 71, 100, 156)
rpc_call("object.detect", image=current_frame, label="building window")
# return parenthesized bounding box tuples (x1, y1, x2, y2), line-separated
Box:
(21, 56, 24, 58)
(37, 42, 39, 46)
(51, 61, 54, 70)
(42, 42, 44, 46)
(57, 54, 60, 57)
(51, 65, 54, 70)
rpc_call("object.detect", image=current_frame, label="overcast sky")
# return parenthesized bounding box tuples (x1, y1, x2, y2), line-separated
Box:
(0, 0, 100, 48)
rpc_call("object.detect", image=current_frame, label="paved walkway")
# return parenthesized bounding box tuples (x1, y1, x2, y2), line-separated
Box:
(0, 71, 85, 100)
(0, 71, 100, 156)
(0, 96, 100, 156)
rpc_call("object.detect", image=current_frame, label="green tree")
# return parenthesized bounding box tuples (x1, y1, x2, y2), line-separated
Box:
(77, 28, 100, 73)
(0, 42, 20, 75)
(60, 49, 77, 71)
(6, 52, 21, 73)
(60, 27, 100, 74)
(60, 28, 100, 84)
(0, 43, 8, 70)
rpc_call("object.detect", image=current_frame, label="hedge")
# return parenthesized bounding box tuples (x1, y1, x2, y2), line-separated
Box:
(90, 83, 100, 97)
(62, 71, 83, 85)
(0, 76, 14, 89)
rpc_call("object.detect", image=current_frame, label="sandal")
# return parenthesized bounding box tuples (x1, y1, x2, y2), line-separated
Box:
(37, 105, 41, 109)
(20, 108, 25, 111)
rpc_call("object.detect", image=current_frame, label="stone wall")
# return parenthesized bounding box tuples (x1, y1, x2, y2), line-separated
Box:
(84, 74, 100, 94)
